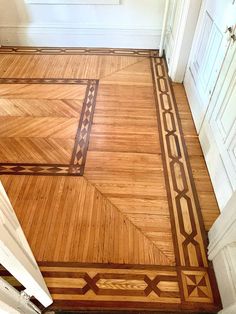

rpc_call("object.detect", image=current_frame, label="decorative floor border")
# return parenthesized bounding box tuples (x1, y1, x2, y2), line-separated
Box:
(0, 55, 221, 312)
(0, 78, 99, 176)
(0, 262, 220, 312)
(151, 57, 208, 268)
(150, 57, 221, 311)
(0, 46, 159, 57)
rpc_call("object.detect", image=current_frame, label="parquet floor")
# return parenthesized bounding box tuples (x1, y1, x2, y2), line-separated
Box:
(0, 47, 221, 313)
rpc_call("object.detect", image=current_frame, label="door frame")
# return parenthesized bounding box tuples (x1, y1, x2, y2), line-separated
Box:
(166, 0, 202, 83)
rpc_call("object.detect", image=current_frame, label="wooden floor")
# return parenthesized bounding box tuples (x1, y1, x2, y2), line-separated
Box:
(0, 47, 221, 313)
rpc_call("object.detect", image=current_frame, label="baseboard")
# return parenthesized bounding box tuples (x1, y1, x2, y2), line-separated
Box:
(0, 25, 161, 49)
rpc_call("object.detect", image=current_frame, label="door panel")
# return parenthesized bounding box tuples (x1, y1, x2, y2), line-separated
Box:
(199, 38, 236, 209)
(229, 137, 236, 170)
(193, 13, 224, 103)
(207, 44, 236, 190)
(0, 181, 53, 308)
(216, 73, 236, 141)
(184, 0, 235, 131)
(185, 0, 236, 210)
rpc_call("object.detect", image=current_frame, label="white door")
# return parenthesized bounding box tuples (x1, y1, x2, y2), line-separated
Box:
(200, 31, 236, 210)
(184, 0, 236, 132)
(0, 181, 53, 310)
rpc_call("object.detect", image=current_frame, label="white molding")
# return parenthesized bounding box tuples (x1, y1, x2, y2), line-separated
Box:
(208, 193, 236, 311)
(165, 31, 175, 67)
(167, 0, 202, 82)
(212, 245, 236, 311)
(208, 193, 236, 260)
(25, 0, 120, 4)
(0, 25, 161, 49)
(159, 0, 170, 57)
(0, 23, 159, 30)
(220, 302, 236, 314)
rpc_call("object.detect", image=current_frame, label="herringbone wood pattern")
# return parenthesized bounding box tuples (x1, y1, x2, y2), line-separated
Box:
(0, 79, 98, 175)
(0, 84, 85, 164)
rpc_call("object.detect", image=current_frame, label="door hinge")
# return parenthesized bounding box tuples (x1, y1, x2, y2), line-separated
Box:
(18, 290, 41, 313)
(20, 289, 32, 301)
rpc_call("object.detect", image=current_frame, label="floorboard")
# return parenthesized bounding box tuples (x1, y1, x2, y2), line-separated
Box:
(0, 47, 221, 313)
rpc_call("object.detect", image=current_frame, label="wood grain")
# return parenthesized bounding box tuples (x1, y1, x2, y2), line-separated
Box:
(172, 83, 220, 231)
(1, 175, 170, 266)
(0, 99, 83, 118)
(0, 263, 220, 312)
(0, 138, 74, 164)
(85, 59, 175, 265)
(0, 54, 146, 79)
(0, 49, 221, 312)
(0, 79, 98, 175)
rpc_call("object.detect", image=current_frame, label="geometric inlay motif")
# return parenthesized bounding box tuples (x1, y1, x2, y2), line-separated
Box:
(0, 264, 181, 306)
(0, 46, 159, 58)
(0, 47, 222, 313)
(151, 57, 208, 269)
(181, 270, 213, 303)
(0, 262, 220, 311)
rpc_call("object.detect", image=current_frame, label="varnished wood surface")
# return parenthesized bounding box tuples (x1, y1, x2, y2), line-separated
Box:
(0, 49, 221, 312)
(172, 84, 220, 231)
(0, 79, 98, 175)
(1, 176, 168, 265)
(0, 82, 83, 163)
(0, 54, 146, 79)
(85, 59, 175, 265)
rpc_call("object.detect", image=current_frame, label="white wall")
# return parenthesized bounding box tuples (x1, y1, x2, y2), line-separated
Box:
(0, 0, 165, 48)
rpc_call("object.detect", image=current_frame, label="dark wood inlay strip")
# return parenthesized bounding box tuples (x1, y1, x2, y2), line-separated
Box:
(70, 80, 99, 175)
(0, 46, 159, 58)
(0, 78, 90, 85)
(150, 56, 221, 310)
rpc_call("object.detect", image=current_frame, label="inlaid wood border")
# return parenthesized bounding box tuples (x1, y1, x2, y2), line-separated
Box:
(0, 263, 220, 312)
(151, 57, 208, 268)
(150, 57, 221, 311)
(0, 52, 222, 312)
(0, 46, 159, 57)
(0, 78, 99, 176)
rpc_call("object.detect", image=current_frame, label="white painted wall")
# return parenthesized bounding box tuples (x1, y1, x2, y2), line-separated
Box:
(0, 0, 165, 48)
